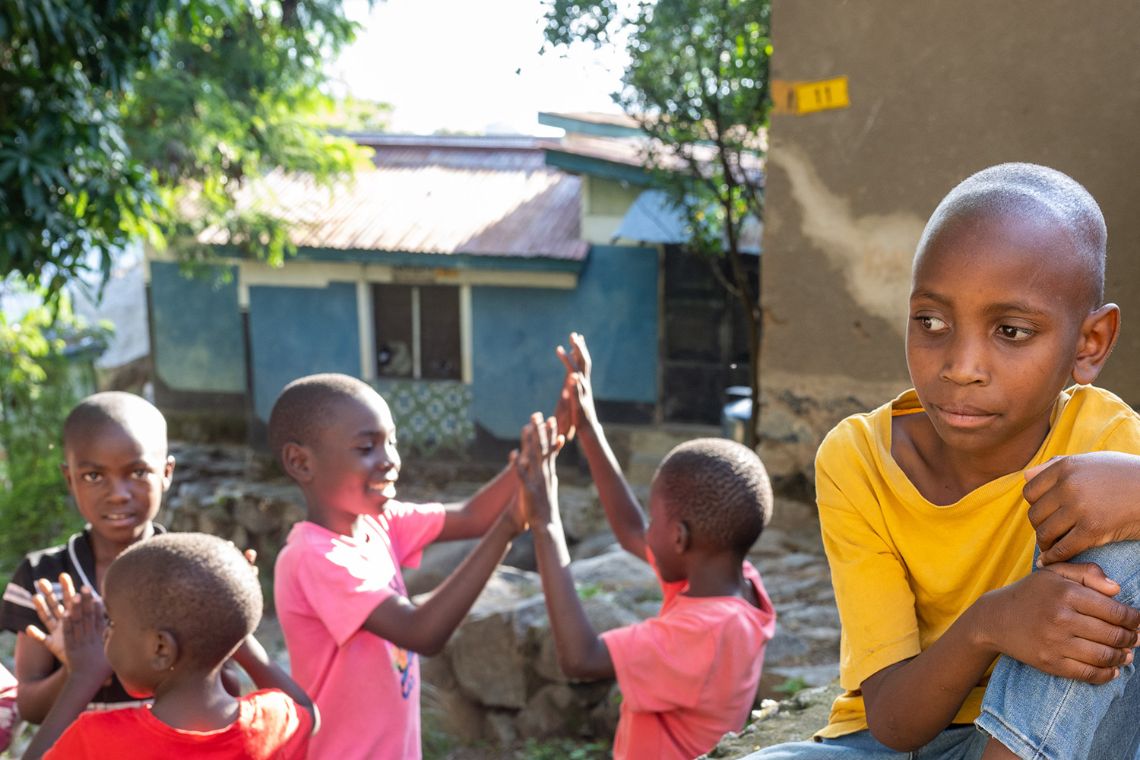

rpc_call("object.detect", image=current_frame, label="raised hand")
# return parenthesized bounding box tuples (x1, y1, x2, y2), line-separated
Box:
(61, 587, 112, 685)
(1024, 452, 1140, 565)
(27, 573, 78, 668)
(516, 413, 564, 527)
(985, 561, 1140, 684)
(555, 332, 598, 433)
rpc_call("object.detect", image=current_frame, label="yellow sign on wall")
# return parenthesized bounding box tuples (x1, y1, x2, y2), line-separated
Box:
(771, 76, 850, 116)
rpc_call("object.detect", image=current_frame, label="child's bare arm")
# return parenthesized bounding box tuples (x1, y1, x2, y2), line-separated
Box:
(556, 333, 648, 560)
(435, 463, 517, 542)
(361, 496, 525, 656)
(1024, 452, 1140, 565)
(14, 635, 69, 724)
(519, 414, 614, 680)
(861, 562, 1140, 751)
(23, 587, 111, 759)
(231, 634, 320, 734)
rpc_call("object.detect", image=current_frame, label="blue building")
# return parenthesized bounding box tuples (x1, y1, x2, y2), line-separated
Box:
(147, 117, 758, 455)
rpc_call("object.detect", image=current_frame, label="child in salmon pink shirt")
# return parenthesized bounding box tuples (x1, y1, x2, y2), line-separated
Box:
(516, 334, 776, 760)
(270, 374, 525, 760)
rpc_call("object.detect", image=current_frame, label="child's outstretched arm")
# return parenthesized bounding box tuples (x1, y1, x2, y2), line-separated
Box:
(360, 485, 526, 656)
(1024, 452, 1140, 565)
(556, 333, 648, 560)
(435, 463, 517, 542)
(23, 586, 112, 759)
(519, 413, 614, 681)
(231, 634, 319, 733)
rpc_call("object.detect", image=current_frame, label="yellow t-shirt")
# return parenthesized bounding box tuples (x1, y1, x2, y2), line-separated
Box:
(815, 384, 1140, 739)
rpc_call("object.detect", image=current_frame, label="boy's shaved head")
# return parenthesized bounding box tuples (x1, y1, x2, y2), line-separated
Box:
(653, 438, 772, 556)
(268, 373, 382, 464)
(63, 391, 167, 455)
(915, 163, 1107, 311)
(105, 532, 262, 668)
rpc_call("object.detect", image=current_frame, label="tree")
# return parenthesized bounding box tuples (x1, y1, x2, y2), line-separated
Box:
(0, 0, 370, 297)
(545, 0, 771, 448)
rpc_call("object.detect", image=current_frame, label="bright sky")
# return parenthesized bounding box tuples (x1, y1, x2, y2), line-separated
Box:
(330, 0, 628, 135)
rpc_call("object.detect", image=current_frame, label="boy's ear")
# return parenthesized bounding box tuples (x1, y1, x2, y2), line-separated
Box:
(674, 520, 692, 554)
(281, 442, 314, 483)
(1072, 303, 1120, 385)
(161, 456, 175, 492)
(151, 629, 179, 672)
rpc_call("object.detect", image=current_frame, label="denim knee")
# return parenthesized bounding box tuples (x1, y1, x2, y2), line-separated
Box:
(976, 540, 1140, 760)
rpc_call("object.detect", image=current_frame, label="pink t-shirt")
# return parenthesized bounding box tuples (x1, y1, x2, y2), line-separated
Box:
(601, 556, 776, 760)
(274, 502, 445, 760)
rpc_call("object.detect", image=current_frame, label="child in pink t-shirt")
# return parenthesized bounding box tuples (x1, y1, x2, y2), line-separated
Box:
(269, 374, 526, 760)
(515, 334, 776, 760)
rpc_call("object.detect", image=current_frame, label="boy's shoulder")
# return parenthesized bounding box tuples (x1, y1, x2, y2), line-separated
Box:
(816, 390, 916, 468)
(1049, 384, 1140, 453)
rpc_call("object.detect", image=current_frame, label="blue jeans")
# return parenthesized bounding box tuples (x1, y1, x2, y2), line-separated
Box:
(976, 540, 1140, 760)
(739, 725, 987, 759)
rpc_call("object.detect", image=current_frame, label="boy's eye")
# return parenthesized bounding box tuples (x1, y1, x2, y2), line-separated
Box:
(81, 472, 102, 483)
(357, 443, 375, 454)
(915, 315, 948, 332)
(997, 324, 1034, 341)
(131, 468, 151, 479)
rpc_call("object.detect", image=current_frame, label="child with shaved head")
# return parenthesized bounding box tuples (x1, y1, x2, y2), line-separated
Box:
(521, 333, 776, 760)
(269, 373, 525, 759)
(1, 391, 175, 722)
(24, 532, 315, 759)
(745, 164, 1140, 760)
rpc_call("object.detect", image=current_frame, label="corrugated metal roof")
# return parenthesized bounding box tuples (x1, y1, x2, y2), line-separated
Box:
(201, 138, 587, 261)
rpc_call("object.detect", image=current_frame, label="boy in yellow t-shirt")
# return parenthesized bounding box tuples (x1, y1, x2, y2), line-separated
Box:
(746, 163, 1140, 760)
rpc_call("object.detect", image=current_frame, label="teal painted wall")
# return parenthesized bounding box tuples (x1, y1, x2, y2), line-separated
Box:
(150, 262, 246, 394)
(471, 245, 658, 439)
(248, 283, 360, 420)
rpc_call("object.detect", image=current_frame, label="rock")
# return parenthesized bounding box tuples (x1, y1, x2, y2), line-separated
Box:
(559, 485, 608, 542)
(483, 710, 518, 746)
(423, 681, 485, 742)
(405, 539, 478, 595)
(448, 596, 545, 709)
(569, 533, 621, 561)
(568, 551, 658, 592)
(514, 683, 582, 738)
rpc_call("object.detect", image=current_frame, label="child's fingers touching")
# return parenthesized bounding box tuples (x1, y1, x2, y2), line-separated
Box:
(24, 624, 48, 646)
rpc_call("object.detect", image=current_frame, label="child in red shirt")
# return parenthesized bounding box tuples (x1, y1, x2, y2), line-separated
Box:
(23, 532, 316, 759)
(516, 333, 777, 760)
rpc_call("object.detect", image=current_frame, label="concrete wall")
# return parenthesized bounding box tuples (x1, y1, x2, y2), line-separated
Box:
(150, 262, 246, 395)
(471, 245, 658, 439)
(760, 0, 1140, 480)
(247, 282, 361, 420)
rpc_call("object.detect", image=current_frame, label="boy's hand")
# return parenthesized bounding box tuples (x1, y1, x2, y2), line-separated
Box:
(986, 561, 1140, 684)
(556, 332, 599, 433)
(516, 413, 563, 528)
(27, 573, 78, 668)
(61, 587, 112, 685)
(1024, 452, 1140, 565)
